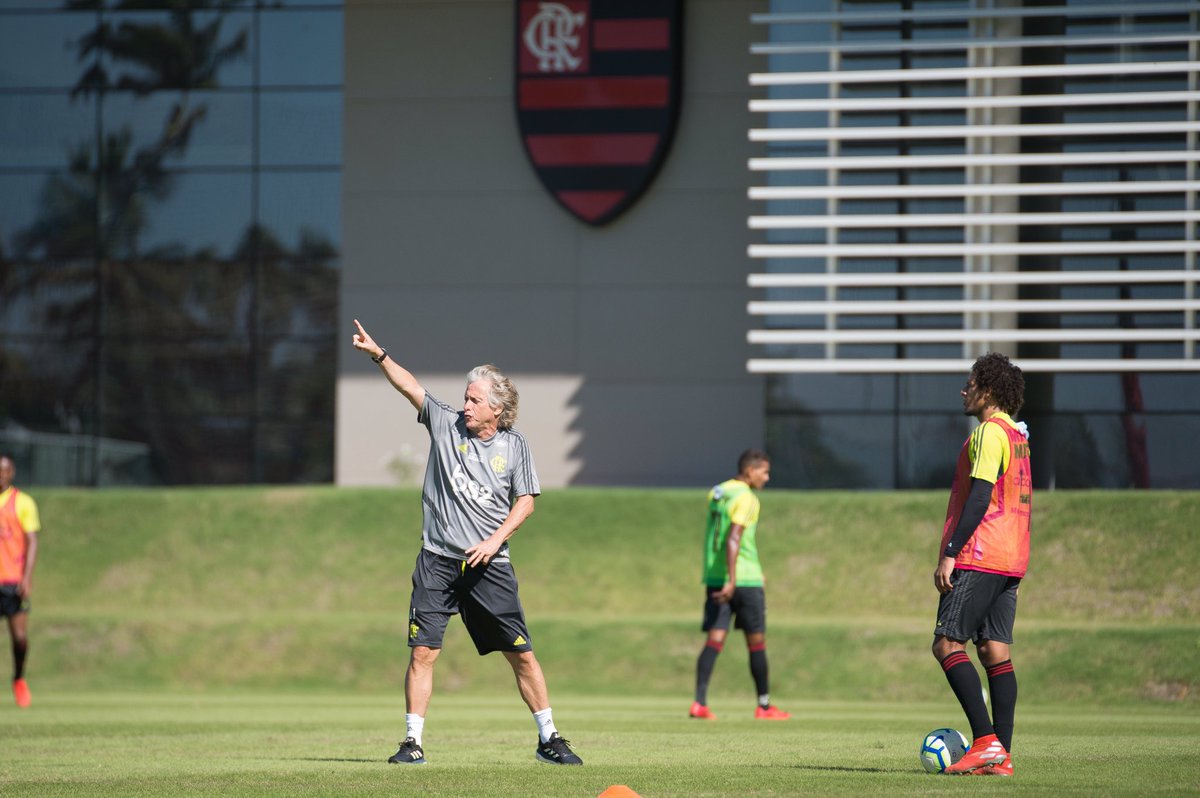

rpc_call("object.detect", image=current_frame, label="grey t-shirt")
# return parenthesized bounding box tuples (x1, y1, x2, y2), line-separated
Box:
(417, 392, 540, 561)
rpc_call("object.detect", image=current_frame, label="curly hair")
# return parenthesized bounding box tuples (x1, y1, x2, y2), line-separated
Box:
(971, 352, 1025, 416)
(466, 364, 519, 430)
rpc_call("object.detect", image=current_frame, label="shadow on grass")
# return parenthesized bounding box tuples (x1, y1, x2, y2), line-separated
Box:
(788, 765, 901, 774)
(289, 757, 380, 764)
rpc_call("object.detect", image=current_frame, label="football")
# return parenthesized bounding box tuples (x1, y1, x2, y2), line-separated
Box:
(920, 727, 969, 773)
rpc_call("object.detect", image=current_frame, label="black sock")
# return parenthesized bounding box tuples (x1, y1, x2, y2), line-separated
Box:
(748, 643, 769, 701)
(940, 651, 993, 741)
(986, 660, 1017, 752)
(695, 642, 722, 704)
(12, 637, 27, 681)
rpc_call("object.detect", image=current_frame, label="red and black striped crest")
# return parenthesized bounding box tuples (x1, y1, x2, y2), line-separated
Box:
(515, 0, 683, 226)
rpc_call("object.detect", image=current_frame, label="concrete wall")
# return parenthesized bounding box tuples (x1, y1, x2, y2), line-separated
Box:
(338, 0, 764, 487)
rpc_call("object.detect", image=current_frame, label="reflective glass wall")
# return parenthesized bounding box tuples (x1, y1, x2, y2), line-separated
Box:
(0, 1, 342, 485)
(758, 0, 1200, 490)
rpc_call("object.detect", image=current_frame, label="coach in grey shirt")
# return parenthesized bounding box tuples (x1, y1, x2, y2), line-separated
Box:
(352, 319, 582, 767)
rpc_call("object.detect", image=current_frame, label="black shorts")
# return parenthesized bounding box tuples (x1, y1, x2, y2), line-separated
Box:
(702, 586, 766, 634)
(0, 584, 29, 618)
(408, 548, 533, 656)
(934, 569, 1020, 645)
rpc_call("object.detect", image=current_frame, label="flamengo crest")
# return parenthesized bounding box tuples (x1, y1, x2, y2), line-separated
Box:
(515, 0, 683, 226)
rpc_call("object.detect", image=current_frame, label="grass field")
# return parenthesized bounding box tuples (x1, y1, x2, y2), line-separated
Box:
(0, 487, 1196, 795)
(2, 691, 1198, 796)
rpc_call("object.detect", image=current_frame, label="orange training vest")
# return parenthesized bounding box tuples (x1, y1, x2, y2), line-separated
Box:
(940, 418, 1032, 578)
(0, 489, 30, 584)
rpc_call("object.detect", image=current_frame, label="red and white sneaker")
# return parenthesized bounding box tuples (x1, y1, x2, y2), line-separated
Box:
(12, 678, 30, 708)
(688, 701, 717, 720)
(943, 734, 1007, 775)
(972, 756, 1013, 777)
(754, 705, 791, 720)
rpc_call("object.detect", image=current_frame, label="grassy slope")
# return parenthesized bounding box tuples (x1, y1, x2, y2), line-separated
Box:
(27, 487, 1200, 705)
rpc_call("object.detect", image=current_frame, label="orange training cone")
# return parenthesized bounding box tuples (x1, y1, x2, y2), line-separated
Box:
(598, 787, 642, 798)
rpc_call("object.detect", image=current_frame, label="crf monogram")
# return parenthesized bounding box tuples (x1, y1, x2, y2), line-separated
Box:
(524, 2, 585, 72)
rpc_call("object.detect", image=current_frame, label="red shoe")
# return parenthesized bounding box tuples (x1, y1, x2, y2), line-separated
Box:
(754, 705, 791, 720)
(688, 701, 717, 720)
(943, 734, 1006, 775)
(12, 678, 30, 708)
(972, 756, 1013, 777)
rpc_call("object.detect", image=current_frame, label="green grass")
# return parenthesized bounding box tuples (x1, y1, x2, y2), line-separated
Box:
(27, 487, 1200, 705)
(1, 691, 1197, 796)
(3, 487, 1197, 794)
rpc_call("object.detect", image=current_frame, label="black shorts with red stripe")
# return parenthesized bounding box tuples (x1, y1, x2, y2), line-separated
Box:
(934, 568, 1020, 644)
(0, 583, 29, 617)
(702, 585, 766, 634)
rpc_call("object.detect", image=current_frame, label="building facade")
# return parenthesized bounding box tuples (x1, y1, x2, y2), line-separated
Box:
(3, 1, 1197, 489)
(749, 0, 1200, 489)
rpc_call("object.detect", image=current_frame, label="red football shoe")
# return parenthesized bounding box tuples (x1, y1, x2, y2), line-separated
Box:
(12, 678, 31, 708)
(754, 705, 791, 720)
(688, 701, 717, 720)
(972, 756, 1013, 777)
(943, 734, 1006, 775)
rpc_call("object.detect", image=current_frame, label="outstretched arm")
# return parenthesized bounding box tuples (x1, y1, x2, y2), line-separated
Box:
(352, 319, 426, 412)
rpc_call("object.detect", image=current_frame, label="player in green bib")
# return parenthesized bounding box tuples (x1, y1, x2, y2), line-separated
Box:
(690, 449, 790, 721)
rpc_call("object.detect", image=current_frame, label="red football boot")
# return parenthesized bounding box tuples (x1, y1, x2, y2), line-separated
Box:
(754, 705, 791, 720)
(943, 733, 1007, 775)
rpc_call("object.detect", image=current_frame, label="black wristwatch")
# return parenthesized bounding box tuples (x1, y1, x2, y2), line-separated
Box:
(371, 348, 389, 364)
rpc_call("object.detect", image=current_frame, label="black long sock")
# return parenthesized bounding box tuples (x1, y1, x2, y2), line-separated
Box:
(694, 641, 722, 704)
(748, 643, 769, 704)
(12, 637, 27, 681)
(940, 651, 993, 741)
(986, 660, 1017, 752)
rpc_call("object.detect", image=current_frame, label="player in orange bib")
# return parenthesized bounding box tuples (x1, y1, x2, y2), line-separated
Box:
(932, 354, 1030, 777)
(0, 454, 40, 708)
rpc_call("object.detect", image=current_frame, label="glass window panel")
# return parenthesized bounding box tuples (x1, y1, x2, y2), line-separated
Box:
(259, 90, 340, 166)
(1137, 374, 1200, 413)
(766, 413, 894, 489)
(103, 10, 254, 89)
(104, 90, 252, 167)
(0, 94, 95, 169)
(101, 258, 252, 337)
(101, 401, 254, 485)
(1143, 413, 1200, 489)
(0, 338, 97, 434)
(257, 338, 335, 420)
(134, 171, 252, 258)
(0, 172, 96, 258)
(0, 13, 95, 89)
(897, 412, 970, 489)
(259, 10, 342, 87)
(258, 171, 341, 252)
(259, 258, 338, 338)
(768, 373, 901, 413)
(101, 338, 254, 419)
(0, 259, 96, 337)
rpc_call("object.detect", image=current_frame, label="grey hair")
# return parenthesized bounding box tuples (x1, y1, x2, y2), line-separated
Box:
(466, 364, 519, 429)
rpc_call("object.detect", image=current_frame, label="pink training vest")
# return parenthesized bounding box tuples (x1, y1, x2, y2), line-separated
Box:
(940, 418, 1032, 578)
(0, 489, 30, 584)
